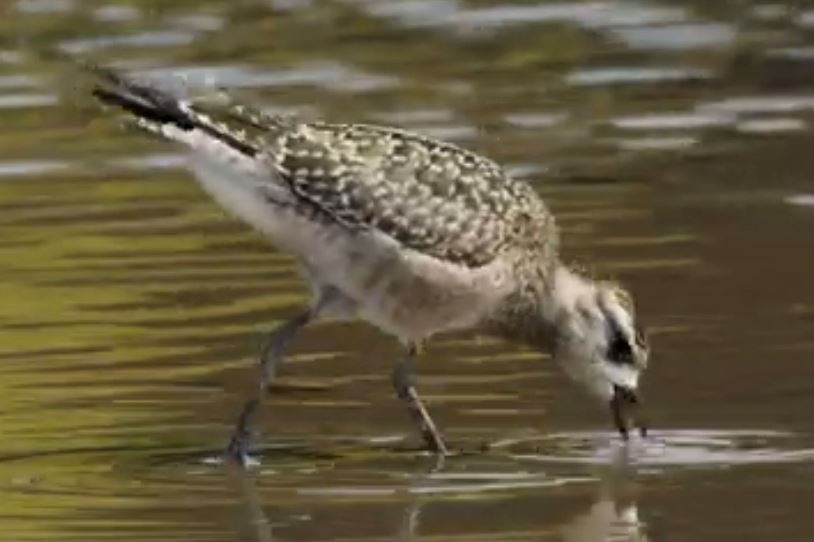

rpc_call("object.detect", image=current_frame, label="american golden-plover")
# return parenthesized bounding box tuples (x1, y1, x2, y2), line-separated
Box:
(93, 70, 649, 465)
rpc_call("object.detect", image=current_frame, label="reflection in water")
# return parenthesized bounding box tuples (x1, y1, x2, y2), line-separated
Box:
(220, 429, 812, 541)
(565, 66, 713, 86)
(500, 430, 814, 467)
(562, 493, 647, 542)
(2, 0, 814, 540)
(226, 448, 648, 542)
(561, 458, 648, 542)
(394, 455, 446, 542)
(397, 451, 647, 542)
(229, 466, 274, 542)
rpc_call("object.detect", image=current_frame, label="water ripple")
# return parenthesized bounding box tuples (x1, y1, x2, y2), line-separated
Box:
(136, 62, 400, 92)
(58, 30, 198, 54)
(566, 66, 712, 86)
(614, 23, 736, 51)
(498, 430, 814, 467)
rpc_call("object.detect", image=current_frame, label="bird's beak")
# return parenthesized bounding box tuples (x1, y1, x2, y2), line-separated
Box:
(610, 385, 647, 440)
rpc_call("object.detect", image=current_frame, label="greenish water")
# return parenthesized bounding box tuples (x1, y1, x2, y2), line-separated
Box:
(1, 0, 814, 540)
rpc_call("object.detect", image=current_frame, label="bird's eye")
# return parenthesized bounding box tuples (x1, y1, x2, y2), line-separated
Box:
(607, 332, 633, 365)
(599, 298, 635, 365)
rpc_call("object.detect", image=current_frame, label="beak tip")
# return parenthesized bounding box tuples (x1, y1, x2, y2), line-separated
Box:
(611, 384, 647, 441)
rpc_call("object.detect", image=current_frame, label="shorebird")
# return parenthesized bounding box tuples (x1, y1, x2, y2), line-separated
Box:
(92, 69, 650, 465)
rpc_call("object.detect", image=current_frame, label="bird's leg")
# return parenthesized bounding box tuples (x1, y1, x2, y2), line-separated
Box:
(225, 308, 312, 466)
(392, 344, 449, 455)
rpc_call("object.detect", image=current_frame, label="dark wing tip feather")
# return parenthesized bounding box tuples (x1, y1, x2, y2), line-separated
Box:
(91, 68, 194, 130)
(91, 67, 258, 157)
(92, 85, 194, 130)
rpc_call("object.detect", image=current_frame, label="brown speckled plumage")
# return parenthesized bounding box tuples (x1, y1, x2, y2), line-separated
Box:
(92, 70, 649, 458)
(100, 72, 560, 270)
(184, 97, 560, 269)
(276, 122, 556, 267)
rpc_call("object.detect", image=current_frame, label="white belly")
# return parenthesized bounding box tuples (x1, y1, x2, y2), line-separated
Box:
(190, 153, 515, 342)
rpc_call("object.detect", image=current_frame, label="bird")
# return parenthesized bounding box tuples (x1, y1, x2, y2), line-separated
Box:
(92, 68, 650, 466)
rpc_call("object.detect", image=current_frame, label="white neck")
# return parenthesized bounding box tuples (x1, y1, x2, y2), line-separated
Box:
(544, 265, 598, 326)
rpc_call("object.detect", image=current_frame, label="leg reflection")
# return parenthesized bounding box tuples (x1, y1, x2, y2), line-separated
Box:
(227, 464, 274, 542)
(396, 453, 446, 541)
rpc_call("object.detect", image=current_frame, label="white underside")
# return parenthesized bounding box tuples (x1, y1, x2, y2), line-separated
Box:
(166, 125, 514, 342)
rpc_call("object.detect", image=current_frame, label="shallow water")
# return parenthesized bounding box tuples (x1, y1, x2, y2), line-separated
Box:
(1, 0, 814, 540)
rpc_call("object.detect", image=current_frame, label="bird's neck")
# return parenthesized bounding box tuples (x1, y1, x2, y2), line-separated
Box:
(488, 264, 596, 353)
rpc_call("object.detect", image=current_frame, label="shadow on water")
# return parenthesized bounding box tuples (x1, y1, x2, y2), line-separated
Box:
(1, 0, 814, 540)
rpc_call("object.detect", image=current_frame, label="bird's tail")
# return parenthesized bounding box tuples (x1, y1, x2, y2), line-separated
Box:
(92, 67, 277, 158)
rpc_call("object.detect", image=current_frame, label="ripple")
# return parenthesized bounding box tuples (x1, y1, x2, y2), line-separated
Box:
(566, 67, 712, 86)
(613, 23, 735, 51)
(15, 0, 74, 14)
(361, 0, 686, 32)
(797, 9, 814, 28)
(615, 136, 697, 151)
(58, 30, 197, 54)
(0, 93, 58, 109)
(497, 430, 814, 468)
(0, 160, 71, 178)
(119, 437, 593, 500)
(0, 74, 44, 90)
(766, 46, 814, 61)
(0, 51, 23, 65)
(505, 112, 569, 129)
(360, 0, 465, 28)
(109, 153, 187, 171)
(697, 95, 814, 115)
(137, 62, 399, 92)
(751, 4, 790, 21)
(268, 0, 314, 11)
(93, 4, 140, 22)
(372, 108, 454, 125)
(735, 117, 807, 134)
(786, 194, 814, 207)
(412, 124, 478, 142)
(167, 14, 224, 31)
(610, 112, 734, 130)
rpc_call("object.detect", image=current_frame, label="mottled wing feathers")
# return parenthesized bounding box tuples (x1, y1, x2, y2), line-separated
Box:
(265, 122, 556, 267)
(92, 69, 556, 268)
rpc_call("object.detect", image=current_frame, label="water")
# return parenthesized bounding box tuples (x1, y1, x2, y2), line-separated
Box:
(1, 0, 814, 540)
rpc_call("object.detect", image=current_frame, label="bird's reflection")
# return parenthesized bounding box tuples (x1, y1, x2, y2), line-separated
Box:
(560, 463, 648, 542)
(226, 463, 274, 542)
(395, 453, 445, 541)
(226, 445, 648, 542)
(397, 445, 648, 542)
(559, 445, 648, 542)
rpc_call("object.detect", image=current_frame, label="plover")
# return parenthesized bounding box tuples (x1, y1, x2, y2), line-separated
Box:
(93, 69, 650, 465)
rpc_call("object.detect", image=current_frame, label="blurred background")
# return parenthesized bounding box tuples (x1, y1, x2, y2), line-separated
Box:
(1, 0, 813, 540)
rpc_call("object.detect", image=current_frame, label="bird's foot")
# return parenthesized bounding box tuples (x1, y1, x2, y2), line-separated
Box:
(224, 430, 259, 468)
(423, 432, 450, 457)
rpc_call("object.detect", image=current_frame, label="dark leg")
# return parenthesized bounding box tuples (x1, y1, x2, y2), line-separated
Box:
(392, 344, 449, 455)
(225, 308, 312, 465)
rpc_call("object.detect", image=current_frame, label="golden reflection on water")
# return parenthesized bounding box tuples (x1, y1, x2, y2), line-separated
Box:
(2, 0, 814, 540)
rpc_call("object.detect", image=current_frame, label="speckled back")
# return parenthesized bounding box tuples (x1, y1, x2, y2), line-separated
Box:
(263, 121, 558, 268)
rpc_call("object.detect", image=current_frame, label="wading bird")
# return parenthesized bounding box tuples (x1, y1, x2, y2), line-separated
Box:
(93, 70, 649, 466)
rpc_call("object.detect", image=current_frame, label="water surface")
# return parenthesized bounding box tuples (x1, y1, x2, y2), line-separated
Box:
(1, 0, 814, 540)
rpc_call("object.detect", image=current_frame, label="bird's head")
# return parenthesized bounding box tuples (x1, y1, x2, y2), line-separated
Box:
(549, 268, 650, 439)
